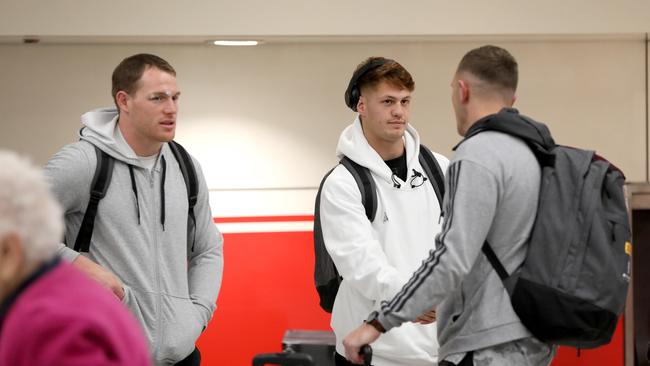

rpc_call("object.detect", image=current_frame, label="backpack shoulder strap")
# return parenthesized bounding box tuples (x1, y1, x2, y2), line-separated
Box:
(482, 241, 509, 280)
(313, 158, 378, 312)
(340, 156, 377, 222)
(483, 240, 519, 295)
(74, 145, 115, 252)
(313, 165, 340, 312)
(168, 140, 198, 208)
(167, 140, 199, 251)
(418, 144, 445, 207)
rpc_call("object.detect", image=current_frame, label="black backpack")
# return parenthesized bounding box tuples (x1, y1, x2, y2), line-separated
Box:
(73, 141, 198, 253)
(463, 108, 631, 348)
(313, 145, 445, 313)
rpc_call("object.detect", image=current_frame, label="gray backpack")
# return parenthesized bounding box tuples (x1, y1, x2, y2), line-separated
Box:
(463, 108, 631, 348)
(313, 145, 445, 313)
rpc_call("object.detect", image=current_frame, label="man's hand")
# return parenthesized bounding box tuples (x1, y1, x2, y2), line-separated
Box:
(343, 323, 381, 365)
(413, 307, 437, 325)
(72, 255, 124, 300)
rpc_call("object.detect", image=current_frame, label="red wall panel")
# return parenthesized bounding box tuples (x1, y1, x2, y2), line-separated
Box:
(196, 231, 331, 366)
(195, 229, 625, 365)
(551, 318, 624, 366)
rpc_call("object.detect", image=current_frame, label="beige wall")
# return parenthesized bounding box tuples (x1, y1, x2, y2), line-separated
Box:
(0, 38, 647, 215)
(1, 1, 649, 38)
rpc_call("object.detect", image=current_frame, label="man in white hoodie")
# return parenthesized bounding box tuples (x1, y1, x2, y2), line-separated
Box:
(319, 56, 448, 365)
(43, 54, 224, 366)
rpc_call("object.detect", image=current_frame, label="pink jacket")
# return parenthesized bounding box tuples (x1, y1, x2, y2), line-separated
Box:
(0, 260, 151, 366)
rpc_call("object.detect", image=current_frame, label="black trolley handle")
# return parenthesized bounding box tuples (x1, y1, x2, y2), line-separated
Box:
(360, 345, 372, 366)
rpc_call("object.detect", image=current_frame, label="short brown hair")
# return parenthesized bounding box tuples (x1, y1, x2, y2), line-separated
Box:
(457, 45, 518, 92)
(356, 57, 415, 93)
(111, 53, 176, 105)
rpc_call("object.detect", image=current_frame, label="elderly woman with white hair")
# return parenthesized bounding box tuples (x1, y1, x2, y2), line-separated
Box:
(0, 150, 151, 366)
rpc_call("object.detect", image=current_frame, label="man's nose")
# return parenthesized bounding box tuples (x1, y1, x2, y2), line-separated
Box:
(163, 99, 177, 114)
(392, 103, 405, 117)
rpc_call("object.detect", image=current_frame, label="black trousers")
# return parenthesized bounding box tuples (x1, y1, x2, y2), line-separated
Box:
(335, 351, 373, 366)
(439, 351, 474, 366)
(174, 347, 201, 366)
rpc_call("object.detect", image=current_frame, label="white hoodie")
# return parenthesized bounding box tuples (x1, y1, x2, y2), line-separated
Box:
(320, 116, 448, 365)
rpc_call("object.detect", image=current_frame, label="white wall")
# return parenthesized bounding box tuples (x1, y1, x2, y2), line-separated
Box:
(0, 38, 647, 217)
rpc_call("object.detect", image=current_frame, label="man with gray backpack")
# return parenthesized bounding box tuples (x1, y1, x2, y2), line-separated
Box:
(315, 56, 449, 365)
(43, 54, 224, 366)
(343, 45, 630, 366)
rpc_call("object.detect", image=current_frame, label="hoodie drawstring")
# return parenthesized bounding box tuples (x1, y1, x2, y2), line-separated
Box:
(160, 155, 167, 231)
(391, 174, 402, 188)
(128, 158, 166, 231)
(128, 165, 141, 225)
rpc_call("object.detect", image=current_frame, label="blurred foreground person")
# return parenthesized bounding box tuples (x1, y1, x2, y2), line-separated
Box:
(0, 150, 152, 366)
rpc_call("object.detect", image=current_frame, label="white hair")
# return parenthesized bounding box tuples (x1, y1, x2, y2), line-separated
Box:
(0, 150, 63, 264)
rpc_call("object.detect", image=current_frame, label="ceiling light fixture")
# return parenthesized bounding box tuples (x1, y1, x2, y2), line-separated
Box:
(212, 40, 259, 46)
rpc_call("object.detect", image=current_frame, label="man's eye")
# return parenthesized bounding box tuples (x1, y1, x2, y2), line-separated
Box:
(383, 100, 394, 105)
(402, 100, 410, 106)
(150, 96, 163, 101)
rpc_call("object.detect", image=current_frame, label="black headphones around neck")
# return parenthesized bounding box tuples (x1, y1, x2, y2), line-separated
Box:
(344, 57, 394, 111)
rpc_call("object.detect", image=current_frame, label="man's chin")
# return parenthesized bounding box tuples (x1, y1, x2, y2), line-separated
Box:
(388, 126, 406, 136)
(156, 135, 175, 144)
(384, 131, 405, 143)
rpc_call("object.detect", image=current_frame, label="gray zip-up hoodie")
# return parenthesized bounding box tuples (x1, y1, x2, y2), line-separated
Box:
(376, 109, 542, 361)
(43, 107, 224, 365)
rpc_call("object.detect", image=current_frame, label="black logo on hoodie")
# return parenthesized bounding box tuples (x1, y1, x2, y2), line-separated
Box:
(410, 169, 427, 188)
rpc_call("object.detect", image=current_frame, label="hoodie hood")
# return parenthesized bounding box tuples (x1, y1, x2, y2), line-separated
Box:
(457, 107, 556, 151)
(79, 107, 144, 167)
(336, 115, 421, 186)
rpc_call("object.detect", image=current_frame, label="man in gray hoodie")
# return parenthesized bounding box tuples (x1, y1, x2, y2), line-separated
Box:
(342, 46, 556, 365)
(43, 54, 224, 366)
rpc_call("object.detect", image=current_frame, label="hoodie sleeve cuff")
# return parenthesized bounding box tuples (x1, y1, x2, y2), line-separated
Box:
(57, 243, 80, 263)
(375, 310, 402, 333)
(191, 299, 214, 327)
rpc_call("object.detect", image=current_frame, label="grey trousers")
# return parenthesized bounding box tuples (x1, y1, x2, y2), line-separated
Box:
(442, 337, 555, 366)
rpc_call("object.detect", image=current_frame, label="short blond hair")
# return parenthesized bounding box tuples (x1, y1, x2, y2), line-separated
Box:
(0, 151, 63, 264)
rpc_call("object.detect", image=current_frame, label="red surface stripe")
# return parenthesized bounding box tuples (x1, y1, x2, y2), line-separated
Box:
(213, 215, 314, 223)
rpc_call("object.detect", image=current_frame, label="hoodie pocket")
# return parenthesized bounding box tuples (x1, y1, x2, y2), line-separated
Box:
(121, 284, 133, 306)
(159, 295, 202, 363)
(449, 283, 465, 323)
(121, 285, 156, 349)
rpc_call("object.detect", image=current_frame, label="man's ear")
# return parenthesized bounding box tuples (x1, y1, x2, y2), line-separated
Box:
(356, 95, 366, 114)
(511, 94, 517, 106)
(0, 233, 25, 286)
(115, 91, 130, 113)
(458, 80, 470, 103)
